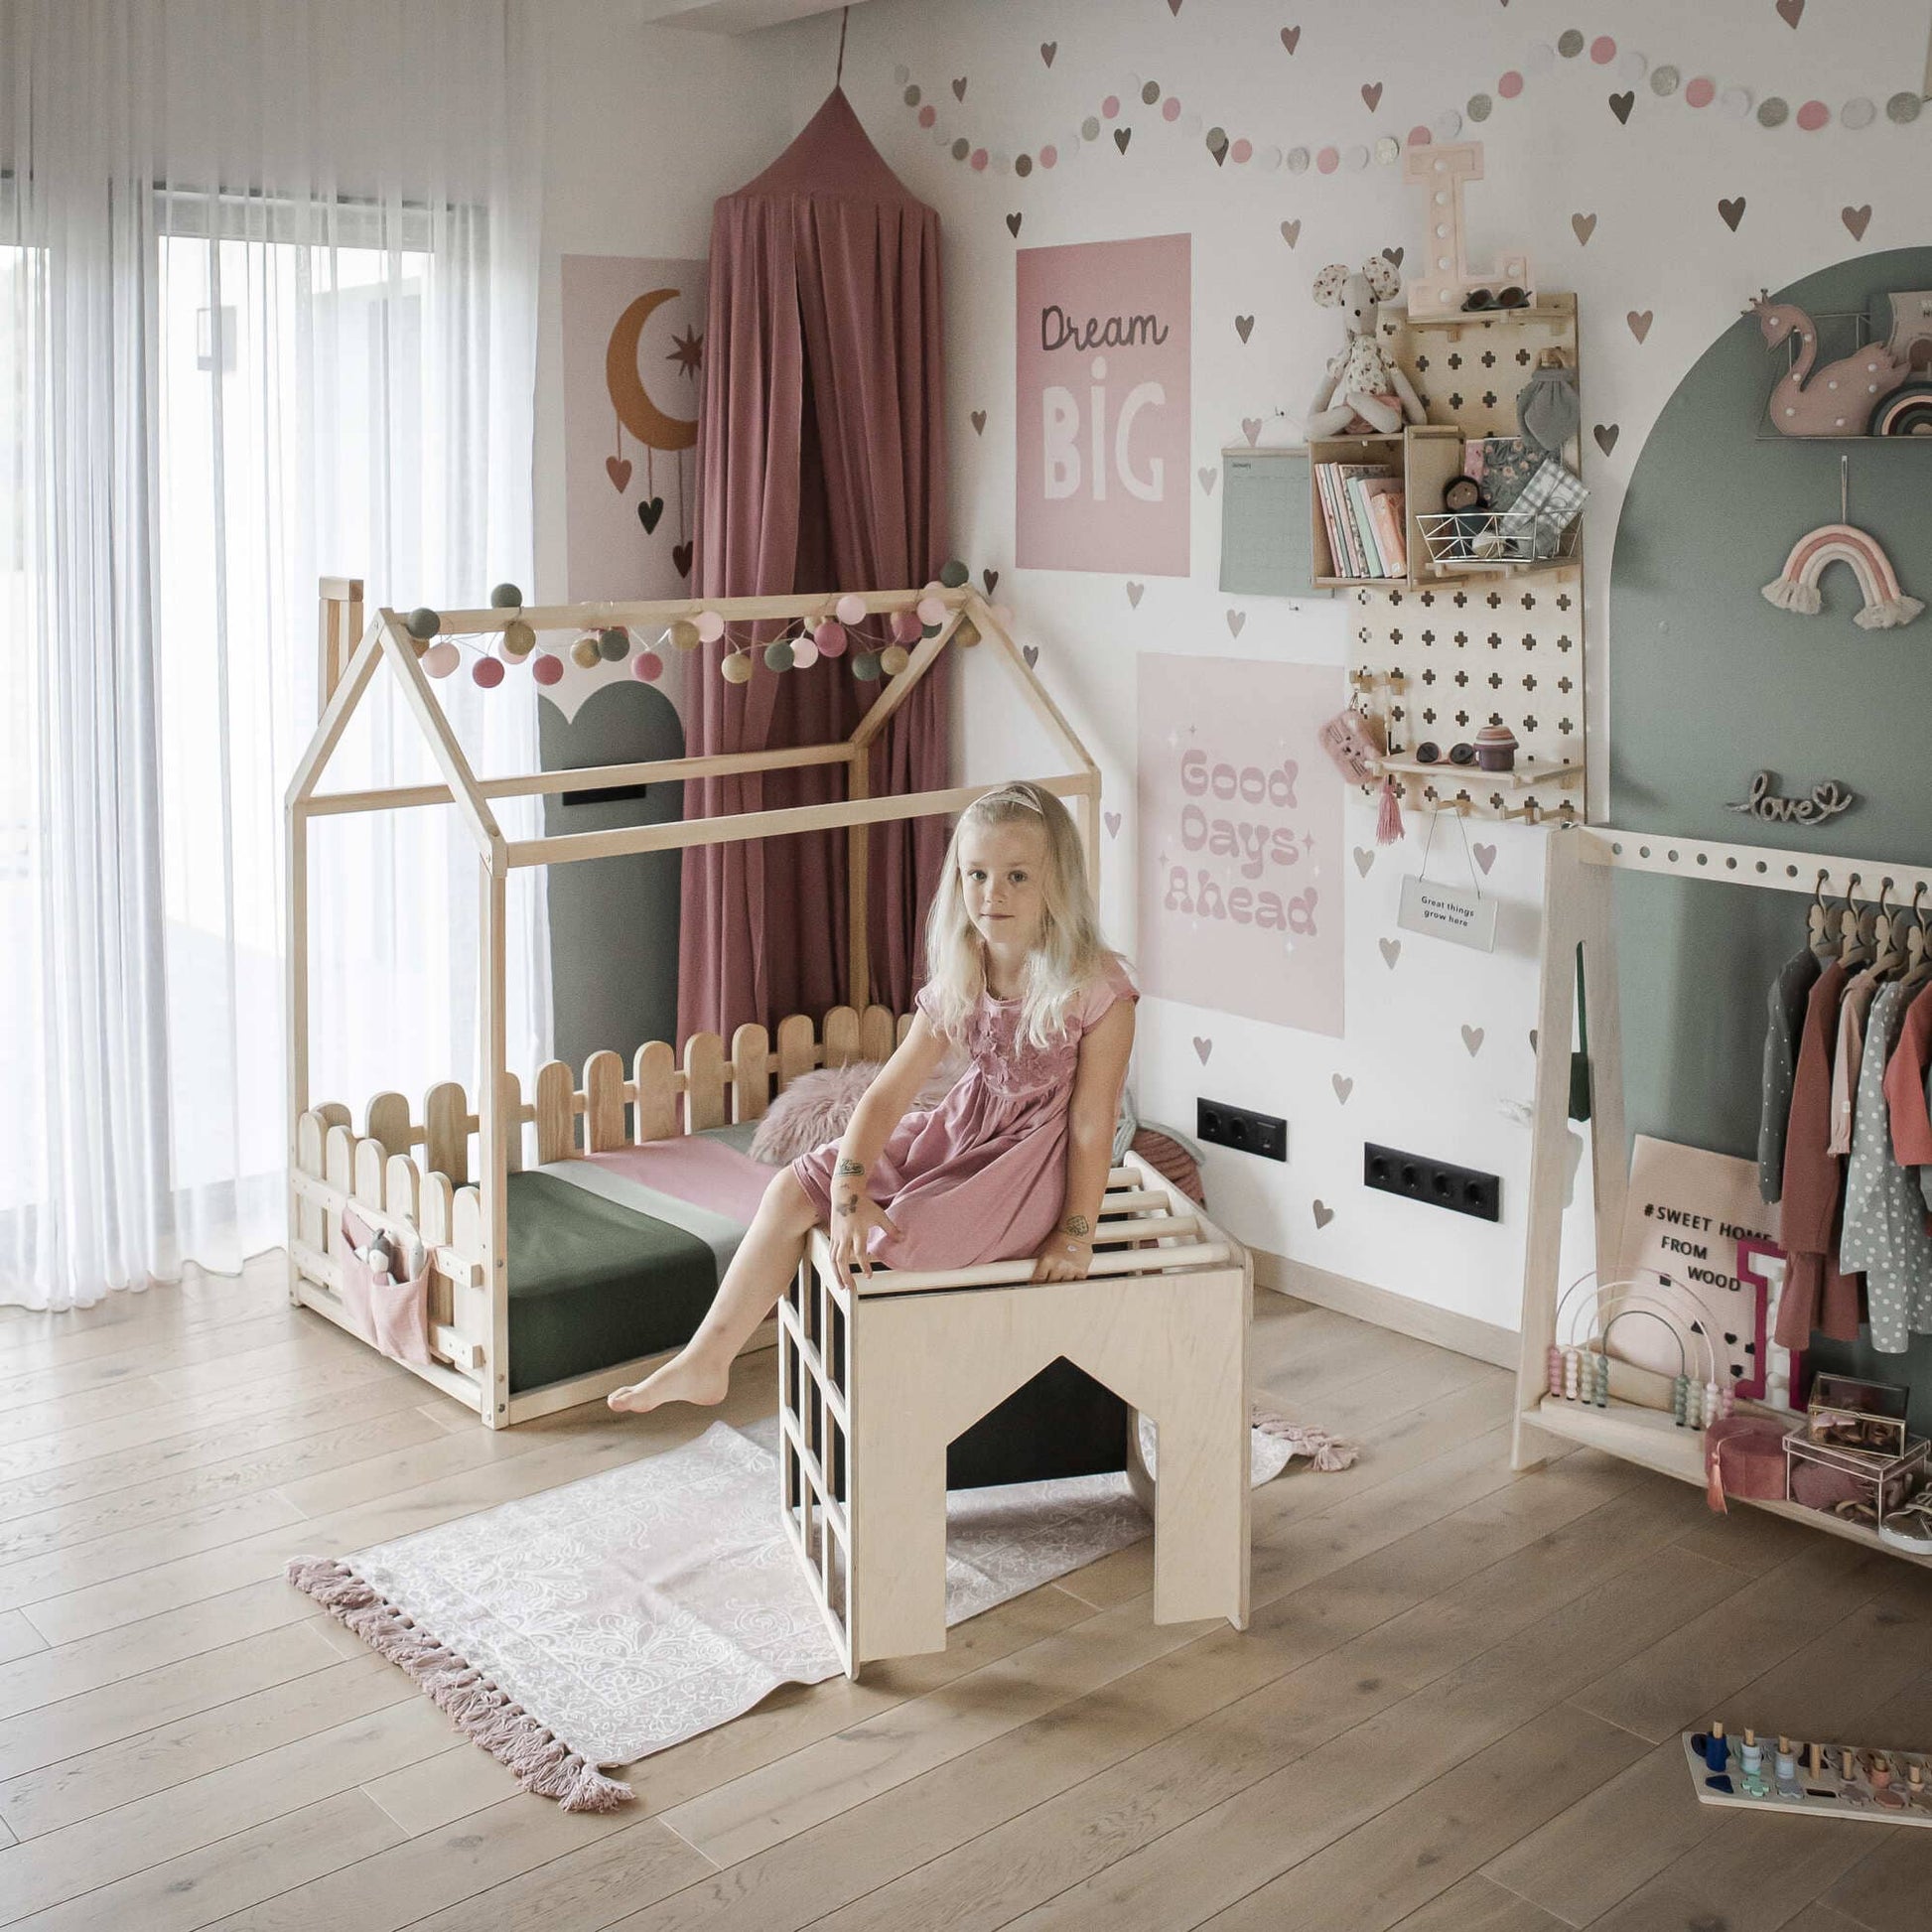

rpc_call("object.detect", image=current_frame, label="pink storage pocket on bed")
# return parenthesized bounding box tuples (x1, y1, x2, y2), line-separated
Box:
(341, 1206, 433, 1367)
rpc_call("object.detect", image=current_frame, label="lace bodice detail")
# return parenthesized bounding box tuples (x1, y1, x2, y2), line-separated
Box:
(965, 999, 1085, 1100)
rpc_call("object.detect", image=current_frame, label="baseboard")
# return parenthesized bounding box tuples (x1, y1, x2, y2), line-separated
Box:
(1249, 1245, 1517, 1370)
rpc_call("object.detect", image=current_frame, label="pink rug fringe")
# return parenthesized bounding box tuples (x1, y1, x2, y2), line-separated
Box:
(1249, 1405, 1360, 1472)
(284, 1556, 633, 1811)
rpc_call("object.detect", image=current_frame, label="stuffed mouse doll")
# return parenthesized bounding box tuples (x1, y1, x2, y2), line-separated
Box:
(1305, 258, 1425, 438)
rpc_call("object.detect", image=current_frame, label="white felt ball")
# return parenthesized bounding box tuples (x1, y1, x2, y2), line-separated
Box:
(835, 592, 867, 625)
(791, 638, 820, 669)
(695, 611, 726, 644)
(423, 641, 461, 678)
(721, 651, 754, 685)
(915, 595, 946, 625)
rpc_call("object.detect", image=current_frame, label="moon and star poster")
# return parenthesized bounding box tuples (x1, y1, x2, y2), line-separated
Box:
(561, 255, 707, 601)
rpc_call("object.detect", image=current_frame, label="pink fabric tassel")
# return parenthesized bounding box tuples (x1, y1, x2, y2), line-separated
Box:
(1375, 775, 1405, 845)
(1250, 1405, 1359, 1472)
(284, 1557, 634, 1811)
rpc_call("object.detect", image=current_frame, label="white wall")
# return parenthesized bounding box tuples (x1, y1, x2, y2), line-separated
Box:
(733, 0, 1930, 1332)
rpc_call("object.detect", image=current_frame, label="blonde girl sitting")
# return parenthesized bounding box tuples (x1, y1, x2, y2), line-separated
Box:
(610, 781, 1136, 1415)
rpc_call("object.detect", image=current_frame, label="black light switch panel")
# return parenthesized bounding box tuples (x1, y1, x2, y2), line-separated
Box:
(1197, 1098, 1288, 1163)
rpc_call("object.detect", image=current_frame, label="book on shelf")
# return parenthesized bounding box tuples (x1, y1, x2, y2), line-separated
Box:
(1312, 464, 1351, 579)
(1315, 462, 1399, 578)
(1363, 479, 1408, 577)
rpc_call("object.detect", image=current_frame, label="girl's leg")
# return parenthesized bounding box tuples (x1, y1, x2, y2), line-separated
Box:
(608, 1170, 819, 1414)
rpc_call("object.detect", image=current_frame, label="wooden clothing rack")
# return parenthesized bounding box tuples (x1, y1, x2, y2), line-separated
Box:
(1514, 825, 1932, 1567)
(286, 581, 1101, 1426)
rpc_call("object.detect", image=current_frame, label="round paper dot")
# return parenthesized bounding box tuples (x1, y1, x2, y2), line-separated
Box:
(1142, 80, 1161, 105)
(1286, 145, 1311, 172)
(1796, 98, 1830, 131)
(1039, 143, 1058, 167)
(970, 148, 988, 171)
(1432, 110, 1463, 142)
(1589, 36, 1616, 64)
(1651, 64, 1680, 95)
(1619, 51, 1648, 83)
(1757, 96, 1788, 126)
(1102, 94, 1120, 118)
(1259, 144, 1282, 170)
(903, 85, 920, 107)
(1467, 92, 1493, 122)
(1685, 76, 1716, 108)
(1527, 43, 1556, 74)
(1230, 137, 1253, 163)
(1720, 87, 1751, 118)
(1842, 97, 1875, 129)
(1343, 144, 1368, 171)
(1015, 153, 1033, 177)
(1557, 29, 1585, 58)
(917, 104, 935, 128)
(993, 151, 1011, 175)
(1887, 91, 1922, 123)
(1163, 95, 1181, 121)
(1498, 70, 1524, 100)
(951, 138, 969, 161)
(1315, 145, 1339, 173)
(1379, 135, 1404, 162)
(1081, 116, 1100, 140)
(1408, 123, 1431, 147)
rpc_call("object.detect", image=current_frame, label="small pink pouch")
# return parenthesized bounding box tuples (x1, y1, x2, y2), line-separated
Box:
(339, 1206, 381, 1345)
(340, 1206, 433, 1367)
(1703, 1416, 1789, 1513)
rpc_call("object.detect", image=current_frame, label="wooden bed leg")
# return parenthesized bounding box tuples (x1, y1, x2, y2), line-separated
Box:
(480, 854, 511, 1428)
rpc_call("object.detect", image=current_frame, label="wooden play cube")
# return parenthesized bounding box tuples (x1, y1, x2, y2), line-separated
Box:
(777, 1154, 1251, 1676)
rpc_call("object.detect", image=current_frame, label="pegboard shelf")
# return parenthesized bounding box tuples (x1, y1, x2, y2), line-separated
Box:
(1399, 297, 1575, 339)
(1381, 757, 1582, 791)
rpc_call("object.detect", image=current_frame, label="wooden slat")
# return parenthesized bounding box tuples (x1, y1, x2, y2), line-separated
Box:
(452, 1186, 484, 1263)
(634, 1039, 678, 1142)
(383, 1153, 421, 1228)
(859, 1004, 897, 1064)
(822, 1005, 861, 1068)
(422, 1082, 469, 1187)
(683, 1032, 727, 1133)
(731, 1024, 770, 1123)
(584, 1050, 625, 1152)
(496, 1071, 524, 1174)
(362, 1091, 410, 1158)
(323, 1126, 354, 1264)
(849, 610, 965, 751)
(775, 1014, 817, 1092)
(294, 1112, 327, 1255)
(350, 1140, 385, 1217)
(532, 1060, 574, 1164)
(425, 585, 965, 634)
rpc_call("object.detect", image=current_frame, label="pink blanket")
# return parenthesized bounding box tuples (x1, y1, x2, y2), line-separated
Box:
(584, 1137, 772, 1228)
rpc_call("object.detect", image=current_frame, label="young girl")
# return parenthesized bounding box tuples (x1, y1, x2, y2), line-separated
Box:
(610, 780, 1136, 1415)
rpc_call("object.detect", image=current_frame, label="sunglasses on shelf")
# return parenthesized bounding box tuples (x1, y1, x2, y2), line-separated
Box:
(1459, 286, 1530, 314)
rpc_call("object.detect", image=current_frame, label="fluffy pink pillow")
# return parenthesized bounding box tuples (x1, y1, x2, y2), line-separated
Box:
(749, 1058, 957, 1165)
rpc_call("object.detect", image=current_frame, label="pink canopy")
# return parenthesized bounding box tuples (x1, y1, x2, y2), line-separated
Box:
(678, 88, 949, 1042)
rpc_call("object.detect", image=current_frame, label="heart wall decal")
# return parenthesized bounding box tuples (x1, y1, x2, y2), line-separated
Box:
(951, 75, 967, 100)
(1379, 936, 1402, 969)
(1125, 581, 1146, 608)
(1331, 1074, 1353, 1104)
(1718, 196, 1747, 231)
(1198, 468, 1218, 494)
(1472, 842, 1497, 874)
(606, 456, 632, 492)
(1626, 309, 1653, 343)
(982, 568, 999, 594)
(1352, 846, 1374, 877)
(1311, 1199, 1334, 1229)
(636, 496, 664, 534)
(1571, 212, 1596, 246)
(971, 410, 987, 436)
(1039, 40, 1056, 66)
(1461, 1024, 1485, 1056)
(1843, 205, 1872, 240)
(1225, 609, 1247, 636)
(1593, 422, 1620, 455)
(1608, 91, 1634, 124)
(1114, 127, 1132, 154)
(673, 540, 693, 578)
(1193, 1035, 1213, 1063)
(1007, 212, 1023, 237)
(1361, 81, 1383, 110)
(1242, 417, 1262, 446)
(1234, 315, 1255, 343)
(1280, 26, 1301, 54)
(1280, 219, 1302, 248)
(1023, 643, 1039, 668)
(1776, 0, 1804, 24)
(1104, 811, 1122, 839)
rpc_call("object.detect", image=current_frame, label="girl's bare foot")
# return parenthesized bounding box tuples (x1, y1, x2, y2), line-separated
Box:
(607, 1349, 731, 1415)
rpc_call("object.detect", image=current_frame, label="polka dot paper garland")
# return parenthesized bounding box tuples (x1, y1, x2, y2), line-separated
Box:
(899, 24, 1923, 195)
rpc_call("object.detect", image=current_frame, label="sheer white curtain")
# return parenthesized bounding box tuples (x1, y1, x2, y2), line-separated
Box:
(0, 0, 550, 1311)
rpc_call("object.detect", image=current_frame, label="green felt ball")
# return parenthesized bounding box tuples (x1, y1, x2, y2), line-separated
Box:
(501, 619, 536, 658)
(598, 626, 630, 661)
(763, 639, 796, 672)
(570, 635, 602, 669)
(851, 650, 883, 682)
(405, 607, 441, 640)
(489, 582, 523, 609)
(938, 558, 969, 589)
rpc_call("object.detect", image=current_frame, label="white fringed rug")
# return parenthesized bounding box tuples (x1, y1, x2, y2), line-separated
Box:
(286, 1413, 1337, 1810)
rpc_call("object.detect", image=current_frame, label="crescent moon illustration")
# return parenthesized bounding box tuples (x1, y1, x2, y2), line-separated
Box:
(606, 288, 699, 453)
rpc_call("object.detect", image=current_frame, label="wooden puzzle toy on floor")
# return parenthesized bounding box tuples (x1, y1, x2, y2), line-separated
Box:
(1685, 1725, 1932, 1825)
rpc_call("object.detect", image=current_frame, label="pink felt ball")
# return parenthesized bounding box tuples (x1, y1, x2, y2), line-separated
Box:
(1498, 70, 1524, 99)
(1685, 75, 1715, 108)
(915, 595, 946, 626)
(1162, 96, 1179, 122)
(531, 652, 564, 686)
(1590, 36, 1616, 64)
(423, 641, 461, 678)
(891, 610, 923, 644)
(835, 592, 867, 625)
(1796, 98, 1830, 130)
(472, 654, 505, 688)
(814, 619, 848, 656)
(1316, 145, 1340, 172)
(695, 610, 725, 644)
(630, 649, 664, 682)
(790, 638, 820, 670)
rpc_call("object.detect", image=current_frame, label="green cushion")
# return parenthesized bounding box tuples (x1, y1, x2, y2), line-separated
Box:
(505, 1171, 718, 1396)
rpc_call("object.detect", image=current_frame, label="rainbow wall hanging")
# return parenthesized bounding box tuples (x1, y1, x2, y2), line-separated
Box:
(1761, 522, 1924, 631)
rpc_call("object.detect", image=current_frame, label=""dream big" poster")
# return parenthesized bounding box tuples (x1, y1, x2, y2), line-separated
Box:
(1015, 234, 1190, 576)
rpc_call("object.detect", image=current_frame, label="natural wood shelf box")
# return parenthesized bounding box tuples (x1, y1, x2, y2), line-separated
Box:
(1379, 756, 1584, 791)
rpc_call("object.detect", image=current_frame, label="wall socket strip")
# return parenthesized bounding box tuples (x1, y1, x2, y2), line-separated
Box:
(1363, 1142, 1501, 1222)
(1196, 1098, 1288, 1163)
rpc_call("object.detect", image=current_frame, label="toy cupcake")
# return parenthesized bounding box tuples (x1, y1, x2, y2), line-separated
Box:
(1475, 723, 1519, 772)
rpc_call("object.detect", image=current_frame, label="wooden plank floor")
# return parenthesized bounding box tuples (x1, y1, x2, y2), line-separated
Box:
(3, 1261, 1931, 1930)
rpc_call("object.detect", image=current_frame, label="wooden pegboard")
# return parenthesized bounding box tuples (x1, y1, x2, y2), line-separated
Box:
(1353, 295, 1587, 823)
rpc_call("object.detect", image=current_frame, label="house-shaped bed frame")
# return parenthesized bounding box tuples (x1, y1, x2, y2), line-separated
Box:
(285, 581, 1235, 1431)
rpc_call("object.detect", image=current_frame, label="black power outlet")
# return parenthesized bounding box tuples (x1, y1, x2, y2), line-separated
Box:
(1197, 1098, 1288, 1163)
(1363, 1142, 1501, 1222)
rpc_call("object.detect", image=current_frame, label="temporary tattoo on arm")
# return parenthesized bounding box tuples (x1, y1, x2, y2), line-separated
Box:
(834, 1189, 861, 1220)
(834, 1159, 866, 1177)
(1061, 1214, 1091, 1238)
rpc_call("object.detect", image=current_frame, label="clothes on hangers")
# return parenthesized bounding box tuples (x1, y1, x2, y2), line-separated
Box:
(1883, 982, 1932, 1171)
(1828, 966, 1884, 1157)
(1758, 944, 1821, 1202)
(1841, 981, 1932, 1352)
(1775, 959, 1863, 1349)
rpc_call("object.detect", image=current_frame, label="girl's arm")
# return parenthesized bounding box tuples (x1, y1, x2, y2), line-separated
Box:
(827, 1013, 950, 1282)
(1033, 995, 1136, 1283)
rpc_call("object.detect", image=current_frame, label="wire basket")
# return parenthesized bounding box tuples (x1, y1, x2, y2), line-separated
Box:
(1417, 504, 1582, 569)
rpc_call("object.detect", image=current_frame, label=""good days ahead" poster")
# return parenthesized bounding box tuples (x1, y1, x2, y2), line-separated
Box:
(1015, 234, 1190, 576)
(1136, 655, 1344, 1035)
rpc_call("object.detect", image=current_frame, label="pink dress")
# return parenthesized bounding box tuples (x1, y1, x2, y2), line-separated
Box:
(791, 959, 1139, 1271)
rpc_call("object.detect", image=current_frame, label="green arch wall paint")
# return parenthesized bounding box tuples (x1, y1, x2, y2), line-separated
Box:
(1607, 247, 1932, 1413)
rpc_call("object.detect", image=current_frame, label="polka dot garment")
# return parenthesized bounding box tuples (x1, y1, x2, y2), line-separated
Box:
(1840, 981, 1932, 1353)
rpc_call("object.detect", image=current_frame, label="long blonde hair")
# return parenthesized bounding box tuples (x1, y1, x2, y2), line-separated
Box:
(922, 782, 1117, 1049)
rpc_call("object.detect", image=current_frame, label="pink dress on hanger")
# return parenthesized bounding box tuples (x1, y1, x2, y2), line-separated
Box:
(791, 960, 1139, 1272)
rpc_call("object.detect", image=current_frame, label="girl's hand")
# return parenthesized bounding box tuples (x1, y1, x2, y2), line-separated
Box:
(1031, 1232, 1094, 1283)
(830, 1190, 900, 1287)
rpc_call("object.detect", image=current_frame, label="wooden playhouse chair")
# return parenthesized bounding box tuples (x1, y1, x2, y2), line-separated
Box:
(778, 1152, 1252, 1675)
